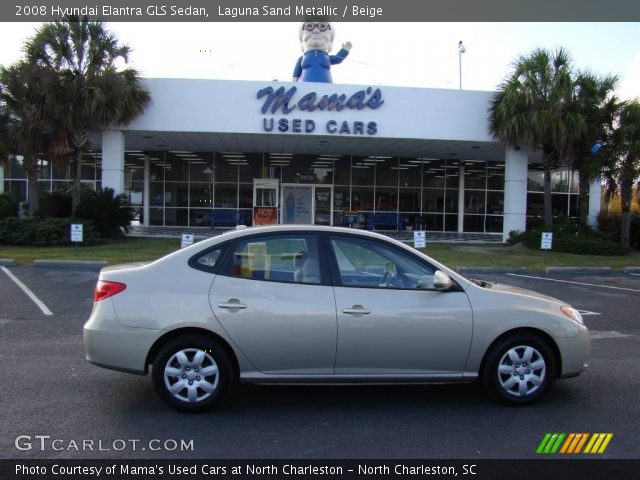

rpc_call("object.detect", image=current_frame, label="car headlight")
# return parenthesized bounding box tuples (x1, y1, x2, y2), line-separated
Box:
(560, 306, 584, 325)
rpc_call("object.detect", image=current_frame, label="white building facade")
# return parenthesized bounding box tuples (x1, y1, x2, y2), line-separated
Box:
(1, 78, 602, 240)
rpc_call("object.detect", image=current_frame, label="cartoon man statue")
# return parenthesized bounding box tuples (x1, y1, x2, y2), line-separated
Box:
(292, 21, 352, 83)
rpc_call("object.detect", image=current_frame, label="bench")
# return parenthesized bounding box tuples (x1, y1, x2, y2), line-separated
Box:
(209, 209, 245, 228)
(367, 213, 403, 231)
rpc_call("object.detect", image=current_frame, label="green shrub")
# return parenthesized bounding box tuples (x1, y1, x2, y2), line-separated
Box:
(509, 218, 628, 255)
(0, 193, 18, 219)
(0, 217, 101, 246)
(38, 191, 72, 218)
(598, 212, 640, 250)
(75, 187, 133, 238)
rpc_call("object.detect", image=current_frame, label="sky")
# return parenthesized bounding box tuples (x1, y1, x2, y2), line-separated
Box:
(1, 22, 639, 100)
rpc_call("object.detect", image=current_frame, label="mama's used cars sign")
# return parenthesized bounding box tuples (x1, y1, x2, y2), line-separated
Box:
(257, 85, 383, 136)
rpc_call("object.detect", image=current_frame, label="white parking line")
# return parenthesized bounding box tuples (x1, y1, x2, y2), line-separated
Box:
(506, 273, 640, 293)
(1, 266, 53, 316)
(590, 331, 632, 339)
(577, 309, 601, 316)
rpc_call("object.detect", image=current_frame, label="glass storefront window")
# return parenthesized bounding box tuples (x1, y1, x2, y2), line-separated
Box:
(375, 158, 398, 187)
(465, 191, 485, 214)
(163, 182, 189, 208)
(7, 155, 26, 179)
(399, 189, 420, 212)
(216, 155, 239, 183)
(374, 187, 397, 211)
(164, 208, 189, 226)
(190, 185, 213, 208)
(239, 153, 264, 183)
(399, 158, 422, 187)
(351, 187, 373, 211)
(527, 169, 544, 192)
(333, 156, 350, 185)
(215, 184, 237, 209)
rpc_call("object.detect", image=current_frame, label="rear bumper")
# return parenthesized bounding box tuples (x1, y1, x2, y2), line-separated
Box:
(83, 300, 164, 375)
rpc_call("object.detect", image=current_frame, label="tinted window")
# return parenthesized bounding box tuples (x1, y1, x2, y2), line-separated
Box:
(190, 246, 226, 272)
(330, 236, 436, 290)
(227, 235, 321, 285)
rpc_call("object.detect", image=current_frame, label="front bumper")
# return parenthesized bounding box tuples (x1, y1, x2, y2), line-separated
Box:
(556, 324, 591, 379)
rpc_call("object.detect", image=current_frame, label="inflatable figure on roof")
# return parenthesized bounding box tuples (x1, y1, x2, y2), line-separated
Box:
(292, 21, 352, 83)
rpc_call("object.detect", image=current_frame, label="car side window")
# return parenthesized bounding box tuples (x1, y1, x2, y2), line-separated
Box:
(189, 245, 228, 273)
(228, 235, 321, 285)
(329, 236, 435, 290)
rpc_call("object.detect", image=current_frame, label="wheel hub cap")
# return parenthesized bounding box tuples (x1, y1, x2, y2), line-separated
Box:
(163, 348, 219, 403)
(497, 345, 546, 398)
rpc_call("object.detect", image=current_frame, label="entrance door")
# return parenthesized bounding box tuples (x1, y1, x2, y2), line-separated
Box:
(314, 186, 332, 225)
(282, 184, 333, 225)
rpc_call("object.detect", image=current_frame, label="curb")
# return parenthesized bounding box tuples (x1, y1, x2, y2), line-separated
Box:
(624, 267, 640, 274)
(33, 260, 107, 270)
(456, 267, 528, 274)
(545, 267, 612, 274)
(0, 259, 16, 267)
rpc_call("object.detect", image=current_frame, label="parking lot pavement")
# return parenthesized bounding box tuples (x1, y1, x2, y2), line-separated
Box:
(0, 267, 639, 459)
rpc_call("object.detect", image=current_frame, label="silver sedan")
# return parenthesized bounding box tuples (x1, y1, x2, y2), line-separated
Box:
(84, 225, 590, 412)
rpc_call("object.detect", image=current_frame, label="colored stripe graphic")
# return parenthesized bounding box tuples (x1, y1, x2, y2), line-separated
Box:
(584, 433, 613, 454)
(536, 433, 565, 454)
(538, 433, 613, 454)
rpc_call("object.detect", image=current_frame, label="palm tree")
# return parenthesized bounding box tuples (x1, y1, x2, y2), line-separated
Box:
(602, 100, 640, 248)
(489, 48, 587, 227)
(0, 62, 58, 215)
(25, 16, 150, 211)
(568, 72, 618, 225)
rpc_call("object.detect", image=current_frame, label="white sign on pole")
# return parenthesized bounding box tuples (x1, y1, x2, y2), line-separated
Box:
(541, 232, 553, 250)
(414, 230, 427, 249)
(70, 224, 83, 242)
(181, 233, 194, 249)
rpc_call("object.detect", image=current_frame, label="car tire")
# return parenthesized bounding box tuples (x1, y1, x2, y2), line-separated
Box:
(152, 334, 233, 413)
(482, 333, 556, 405)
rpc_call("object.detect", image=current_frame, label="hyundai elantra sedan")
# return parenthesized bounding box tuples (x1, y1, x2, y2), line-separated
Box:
(84, 225, 590, 412)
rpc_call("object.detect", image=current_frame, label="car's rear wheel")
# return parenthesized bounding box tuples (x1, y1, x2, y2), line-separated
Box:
(482, 333, 556, 405)
(152, 335, 232, 412)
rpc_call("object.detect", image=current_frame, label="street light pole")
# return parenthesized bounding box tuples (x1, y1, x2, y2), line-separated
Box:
(458, 41, 466, 90)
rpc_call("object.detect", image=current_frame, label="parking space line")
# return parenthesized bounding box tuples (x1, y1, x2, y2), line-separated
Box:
(1, 266, 53, 316)
(506, 273, 640, 293)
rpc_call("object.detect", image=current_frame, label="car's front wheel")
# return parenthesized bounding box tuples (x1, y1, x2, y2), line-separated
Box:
(482, 333, 556, 405)
(152, 335, 233, 412)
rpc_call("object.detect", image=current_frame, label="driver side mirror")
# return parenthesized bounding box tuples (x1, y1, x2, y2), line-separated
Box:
(433, 270, 453, 291)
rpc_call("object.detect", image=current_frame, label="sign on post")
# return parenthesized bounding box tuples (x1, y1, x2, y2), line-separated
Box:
(181, 234, 194, 249)
(414, 230, 427, 249)
(70, 224, 83, 243)
(541, 232, 553, 250)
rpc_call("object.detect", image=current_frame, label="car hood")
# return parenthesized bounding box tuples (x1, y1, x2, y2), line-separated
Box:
(472, 280, 565, 305)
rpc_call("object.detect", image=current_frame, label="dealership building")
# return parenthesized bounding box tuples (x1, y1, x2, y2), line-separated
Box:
(0, 78, 602, 241)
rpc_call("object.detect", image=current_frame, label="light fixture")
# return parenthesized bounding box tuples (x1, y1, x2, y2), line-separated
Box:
(458, 41, 466, 90)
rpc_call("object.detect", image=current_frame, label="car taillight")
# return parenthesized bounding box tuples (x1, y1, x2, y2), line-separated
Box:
(94, 280, 127, 302)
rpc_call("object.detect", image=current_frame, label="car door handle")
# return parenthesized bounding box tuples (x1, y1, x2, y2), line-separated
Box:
(218, 299, 247, 309)
(342, 305, 371, 315)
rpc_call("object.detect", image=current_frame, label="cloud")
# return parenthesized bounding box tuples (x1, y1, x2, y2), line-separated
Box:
(618, 50, 640, 101)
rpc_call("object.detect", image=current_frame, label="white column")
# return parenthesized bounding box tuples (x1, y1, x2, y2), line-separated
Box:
(587, 177, 602, 227)
(101, 130, 125, 194)
(457, 164, 465, 232)
(503, 148, 528, 242)
(0, 164, 4, 193)
(143, 155, 150, 227)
